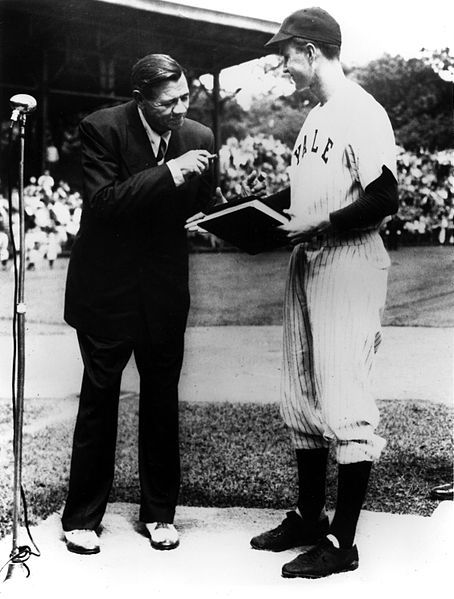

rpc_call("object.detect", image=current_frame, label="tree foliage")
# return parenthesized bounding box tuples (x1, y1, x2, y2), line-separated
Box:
(187, 79, 251, 143)
(245, 92, 315, 149)
(351, 54, 453, 151)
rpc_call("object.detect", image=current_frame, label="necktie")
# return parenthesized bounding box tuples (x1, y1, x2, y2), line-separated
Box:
(156, 137, 167, 164)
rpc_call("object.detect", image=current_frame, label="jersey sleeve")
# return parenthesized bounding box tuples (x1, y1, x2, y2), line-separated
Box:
(329, 165, 398, 231)
(350, 97, 397, 188)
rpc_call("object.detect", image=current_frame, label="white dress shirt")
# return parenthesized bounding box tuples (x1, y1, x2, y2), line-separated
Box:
(137, 106, 184, 187)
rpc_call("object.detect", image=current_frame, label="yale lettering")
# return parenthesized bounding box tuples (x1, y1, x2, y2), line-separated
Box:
(293, 130, 334, 165)
(311, 129, 319, 153)
(293, 144, 301, 164)
(301, 135, 307, 160)
(321, 138, 334, 163)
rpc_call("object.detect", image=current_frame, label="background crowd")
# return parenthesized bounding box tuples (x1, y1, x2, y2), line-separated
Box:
(0, 141, 453, 268)
(0, 171, 82, 270)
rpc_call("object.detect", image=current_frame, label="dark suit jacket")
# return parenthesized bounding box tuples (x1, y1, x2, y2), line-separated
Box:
(64, 100, 215, 340)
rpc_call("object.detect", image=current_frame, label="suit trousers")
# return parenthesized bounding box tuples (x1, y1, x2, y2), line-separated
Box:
(61, 324, 184, 531)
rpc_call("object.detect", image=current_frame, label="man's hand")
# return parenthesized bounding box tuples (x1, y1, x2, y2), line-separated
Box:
(185, 211, 206, 232)
(240, 170, 267, 198)
(279, 210, 331, 243)
(174, 150, 216, 179)
(185, 187, 227, 232)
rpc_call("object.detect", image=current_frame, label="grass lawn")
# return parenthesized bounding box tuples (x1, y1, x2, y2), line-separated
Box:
(0, 397, 452, 539)
(0, 245, 453, 330)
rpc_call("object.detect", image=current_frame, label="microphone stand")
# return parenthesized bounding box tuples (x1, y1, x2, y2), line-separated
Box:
(4, 111, 29, 582)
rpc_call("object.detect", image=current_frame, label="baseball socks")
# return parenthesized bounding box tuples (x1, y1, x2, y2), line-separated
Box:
(329, 460, 373, 548)
(295, 447, 329, 527)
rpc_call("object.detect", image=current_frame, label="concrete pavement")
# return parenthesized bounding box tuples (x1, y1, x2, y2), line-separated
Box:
(0, 502, 453, 599)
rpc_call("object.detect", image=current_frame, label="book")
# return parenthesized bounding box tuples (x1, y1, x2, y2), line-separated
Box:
(187, 196, 290, 254)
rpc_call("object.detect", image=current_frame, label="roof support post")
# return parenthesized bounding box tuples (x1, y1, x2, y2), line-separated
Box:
(212, 68, 221, 187)
(39, 50, 49, 174)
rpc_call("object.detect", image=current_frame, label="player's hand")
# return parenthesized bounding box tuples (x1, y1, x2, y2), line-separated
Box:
(279, 210, 331, 243)
(174, 150, 216, 179)
(214, 186, 228, 204)
(240, 170, 267, 197)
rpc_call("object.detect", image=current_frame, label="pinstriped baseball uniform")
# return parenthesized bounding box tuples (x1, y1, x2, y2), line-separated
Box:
(281, 79, 396, 464)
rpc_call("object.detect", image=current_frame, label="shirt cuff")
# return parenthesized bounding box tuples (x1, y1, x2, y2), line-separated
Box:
(166, 159, 185, 187)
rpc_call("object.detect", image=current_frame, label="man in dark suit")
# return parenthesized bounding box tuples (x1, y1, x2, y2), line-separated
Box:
(62, 54, 215, 554)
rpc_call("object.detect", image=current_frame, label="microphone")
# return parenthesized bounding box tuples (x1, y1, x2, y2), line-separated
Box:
(10, 94, 37, 122)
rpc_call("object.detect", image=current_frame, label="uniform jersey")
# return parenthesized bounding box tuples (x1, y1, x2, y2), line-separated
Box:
(289, 79, 396, 229)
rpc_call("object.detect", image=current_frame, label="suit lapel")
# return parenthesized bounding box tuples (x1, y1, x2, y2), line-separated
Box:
(165, 129, 182, 161)
(123, 101, 156, 173)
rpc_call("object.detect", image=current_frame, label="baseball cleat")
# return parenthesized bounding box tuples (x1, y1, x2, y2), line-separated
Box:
(430, 482, 453, 501)
(281, 537, 359, 579)
(250, 511, 329, 552)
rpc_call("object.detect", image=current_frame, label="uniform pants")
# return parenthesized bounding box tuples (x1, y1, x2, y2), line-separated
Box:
(281, 238, 389, 464)
(61, 326, 184, 531)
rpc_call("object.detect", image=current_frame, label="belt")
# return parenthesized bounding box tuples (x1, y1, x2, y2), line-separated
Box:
(302, 228, 379, 250)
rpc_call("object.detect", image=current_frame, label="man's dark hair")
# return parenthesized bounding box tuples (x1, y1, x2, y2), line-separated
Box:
(292, 37, 341, 60)
(131, 54, 184, 99)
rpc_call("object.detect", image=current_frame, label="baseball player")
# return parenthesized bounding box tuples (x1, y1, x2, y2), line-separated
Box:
(250, 8, 398, 578)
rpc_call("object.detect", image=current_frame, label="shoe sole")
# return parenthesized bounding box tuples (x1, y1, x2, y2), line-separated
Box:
(250, 543, 292, 552)
(250, 537, 323, 553)
(66, 542, 100, 555)
(430, 493, 454, 500)
(150, 540, 180, 551)
(250, 542, 317, 553)
(282, 561, 359, 579)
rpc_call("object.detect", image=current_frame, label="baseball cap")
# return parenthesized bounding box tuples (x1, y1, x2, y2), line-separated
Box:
(265, 7, 342, 47)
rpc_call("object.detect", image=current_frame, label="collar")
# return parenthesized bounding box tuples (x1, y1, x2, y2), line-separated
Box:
(137, 106, 172, 155)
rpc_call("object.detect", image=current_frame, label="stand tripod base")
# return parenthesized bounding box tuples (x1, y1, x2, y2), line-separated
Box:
(3, 560, 29, 583)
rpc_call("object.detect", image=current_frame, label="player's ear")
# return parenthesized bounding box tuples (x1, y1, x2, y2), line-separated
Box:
(306, 43, 317, 62)
(132, 89, 144, 107)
